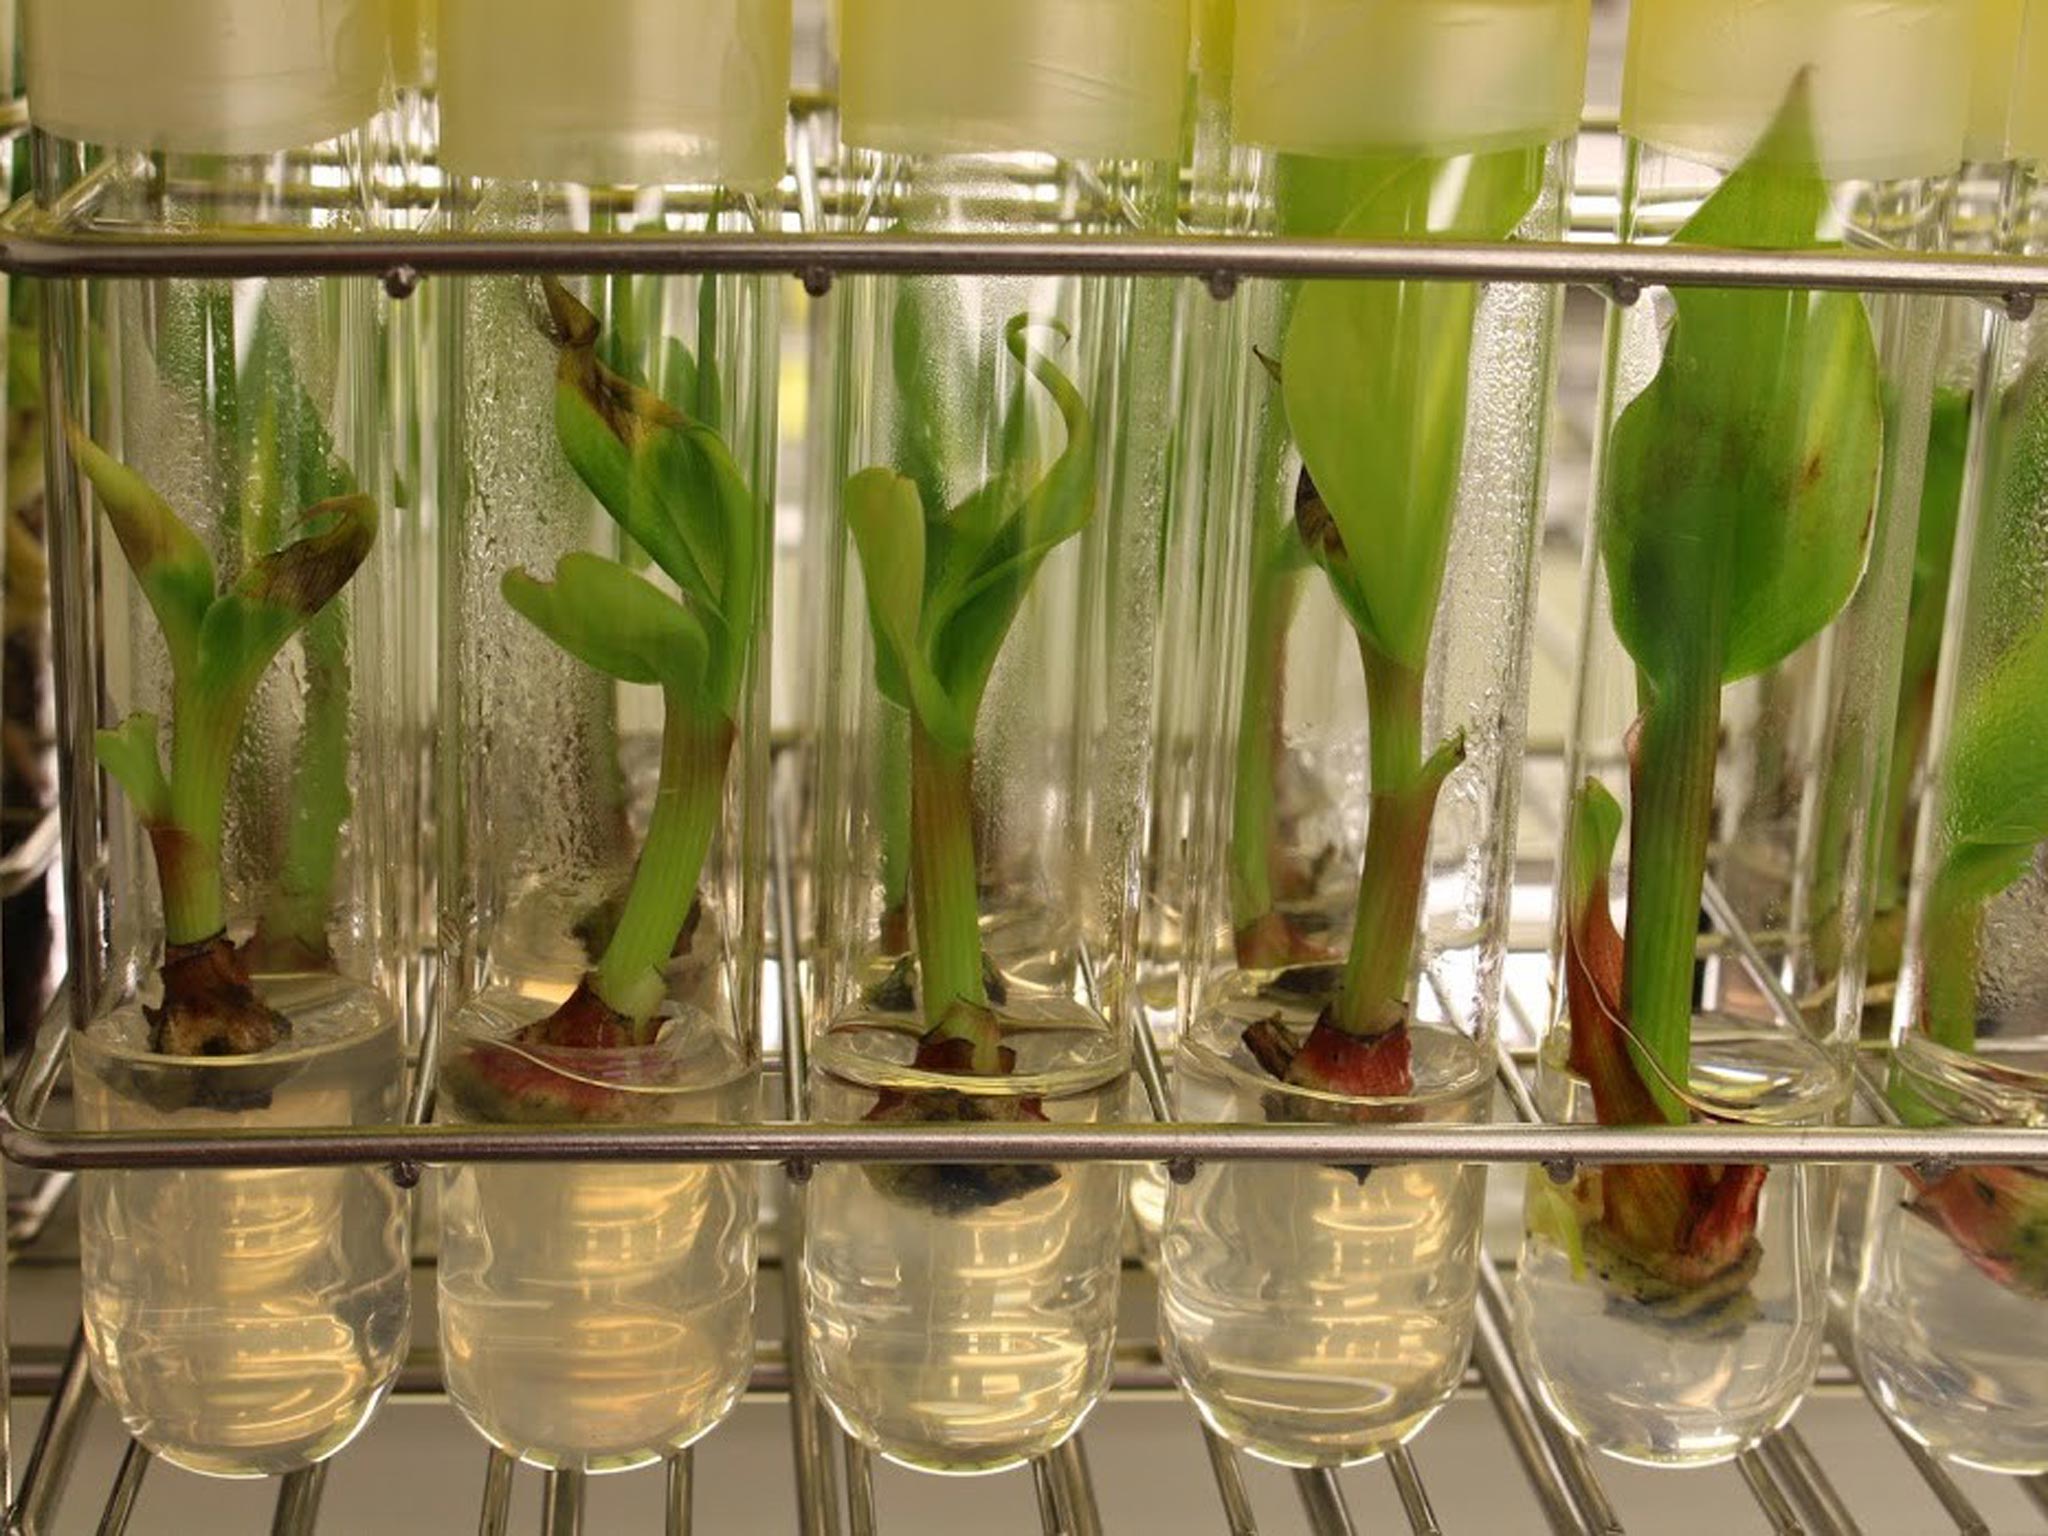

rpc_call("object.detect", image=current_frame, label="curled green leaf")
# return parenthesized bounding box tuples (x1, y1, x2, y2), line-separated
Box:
(194, 494, 379, 703)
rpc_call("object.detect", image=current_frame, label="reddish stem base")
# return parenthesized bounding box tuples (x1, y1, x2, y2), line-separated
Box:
(440, 978, 656, 1126)
(1905, 1163, 2048, 1299)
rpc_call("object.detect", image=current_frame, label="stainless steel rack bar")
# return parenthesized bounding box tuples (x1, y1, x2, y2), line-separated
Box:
(91, 1442, 147, 1536)
(0, 224, 2043, 308)
(12, 1099, 2048, 1173)
(1295, 1469, 1356, 1536)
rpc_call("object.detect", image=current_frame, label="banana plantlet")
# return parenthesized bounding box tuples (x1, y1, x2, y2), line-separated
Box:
(1234, 145, 1541, 1106)
(1893, 373, 2048, 1291)
(1559, 77, 1882, 1325)
(76, 424, 376, 1058)
(845, 313, 1094, 1210)
(446, 278, 760, 1124)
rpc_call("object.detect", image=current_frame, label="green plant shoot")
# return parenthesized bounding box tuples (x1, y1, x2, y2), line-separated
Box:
(1883, 372, 2048, 1295)
(847, 314, 1094, 1073)
(500, 278, 761, 1046)
(1920, 610, 2048, 1051)
(76, 422, 376, 1056)
(1250, 146, 1538, 1092)
(233, 299, 363, 972)
(1589, 74, 1882, 1124)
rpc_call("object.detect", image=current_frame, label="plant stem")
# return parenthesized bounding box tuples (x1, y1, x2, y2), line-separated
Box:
(1878, 667, 1937, 911)
(908, 717, 990, 1050)
(1922, 874, 1985, 1055)
(249, 601, 352, 965)
(1230, 534, 1304, 948)
(1334, 643, 1449, 1038)
(1622, 659, 1725, 1124)
(160, 679, 249, 946)
(878, 699, 912, 936)
(592, 697, 736, 1026)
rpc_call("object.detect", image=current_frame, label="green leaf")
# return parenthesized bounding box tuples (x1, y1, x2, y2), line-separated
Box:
(1280, 148, 1542, 671)
(503, 553, 709, 700)
(1603, 76, 1882, 691)
(925, 317, 1097, 715)
(193, 494, 378, 702)
(847, 466, 963, 746)
(546, 277, 763, 711)
(68, 422, 215, 676)
(1941, 616, 2048, 887)
(94, 712, 170, 823)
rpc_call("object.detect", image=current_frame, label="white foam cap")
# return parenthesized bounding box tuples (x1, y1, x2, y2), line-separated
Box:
(439, 0, 792, 187)
(389, 0, 436, 90)
(841, 0, 1191, 163)
(1234, 0, 1591, 157)
(1622, 0, 1972, 181)
(26, 0, 382, 154)
(2009, 2, 2048, 163)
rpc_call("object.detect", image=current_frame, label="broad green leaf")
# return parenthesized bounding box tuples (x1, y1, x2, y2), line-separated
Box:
(503, 553, 709, 699)
(1280, 148, 1543, 671)
(546, 275, 763, 712)
(194, 494, 378, 701)
(1603, 76, 1881, 691)
(1941, 616, 2048, 887)
(891, 278, 975, 521)
(94, 711, 170, 823)
(926, 317, 1097, 714)
(68, 422, 215, 675)
(554, 343, 711, 602)
(847, 466, 963, 746)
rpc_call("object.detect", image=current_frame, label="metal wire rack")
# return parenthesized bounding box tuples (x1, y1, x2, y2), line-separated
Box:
(5, 126, 2048, 1536)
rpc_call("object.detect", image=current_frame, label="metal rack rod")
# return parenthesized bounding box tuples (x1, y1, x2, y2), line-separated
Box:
(1198, 1428, 1260, 1536)
(1386, 1448, 1444, 1535)
(770, 776, 849, 1536)
(271, 1465, 328, 1536)
(843, 1441, 877, 1536)
(11, 1106, 2048, 1173)
(666, 1451, 694, 1536)
(1480, 1255, 1630, 1536)
(477, 1450, 514, 1536)
(7, 1325, 95, 1536)
(1049, 1438, 1103, 1536)
(1, 225, 2043, 305)
(1737, 1451, 1808, 1536)
(91, 1441, 148, 1536)
(1294, 1469, 1356, 1536)
(1031, 1460, 1065, 1535)
(1766, 1429, 1862, 1536)
(1470, 1258, 1605, 1536)
(540, 1467, 584, 1536)
(7, 1170, 73, 1247)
